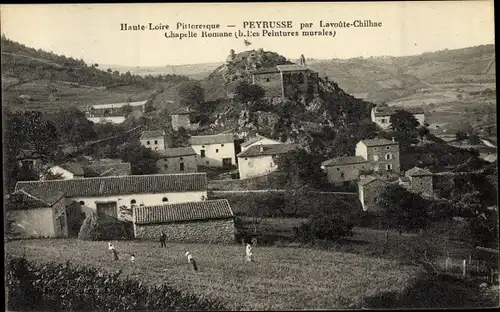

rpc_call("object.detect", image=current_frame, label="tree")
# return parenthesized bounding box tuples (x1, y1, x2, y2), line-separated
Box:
(378, 184, 430, 234)
(119, 142, 159, 175)
(122, 104, 133, 117)
(246, 194, 284, 234)
(455, 131, 468, 146)
(177, 82, 205, 109)
(417, 126, 430, 142)
(233, 80, 265, 104)
(389, 110, 420, 150)
(172, 127, 190, 147)
(274, 149, 328, 190)
(469, 134, 481, 145)
(294, 215, 354, 244)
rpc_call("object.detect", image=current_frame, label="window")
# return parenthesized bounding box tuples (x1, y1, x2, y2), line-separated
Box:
(381, 119, 386, 123)
(180, 157, 183, 161)
(164, 164, 168, 169)
(221, 144, 224, 147)
(202, 145, 205, 148)
(336, 168, 340, 171)
(216, 149, 219, 153)
(297, 72, 305, 84)
(386, 164, 393, 171)
(147, 141, 150, 145)
(200, 150, 206, 158)
(373, 147, 378, 151)
(373, 155, 379, 161)
(340, 172, 345, 178)
(245, 158, 248, 160)
(162, 197, 168, 202)
(385, 153, 392, 160)
(386, 146, 390, 150)
(79, 201, 85, 205)
(266, 78, 270, 82)
(180, 162, 185, 171)
(154, 140, 158, 145)
(130, 199, 136, 205)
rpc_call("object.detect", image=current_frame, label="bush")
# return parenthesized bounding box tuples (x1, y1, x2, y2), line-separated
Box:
(294, 215, 354, 244)
(78, 212, 129, 241)
(5, 257, 226, 311)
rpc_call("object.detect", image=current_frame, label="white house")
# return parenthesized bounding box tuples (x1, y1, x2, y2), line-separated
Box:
(86, 100, 148, 124)
(189, 133, 236, 167)
(237, 143, 301, 179)
(371, 105, 426, 130)
(140, 130, 166, 151)
(15, 173, 208, 222)
(240, 134, 282, 153)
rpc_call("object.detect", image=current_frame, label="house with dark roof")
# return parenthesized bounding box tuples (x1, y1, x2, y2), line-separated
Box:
(140, 130, 166, 151)
(5, 189, 73, 239)
(15, 173, 209, 221)
(237, 143, 301, 179)
(371, 105, 426, 130)
(133, 199, 235, 243)
(321, 138, 401, 184)
(251, 63, 319, 99)
(357, 176, 389, 212)
(156, 147, 198, 174)
(171, 107, 199, 131)
(402, 166, 434, 196)
(189, 133, 236, 167)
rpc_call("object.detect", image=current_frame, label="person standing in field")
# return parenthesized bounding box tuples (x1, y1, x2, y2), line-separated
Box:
(108, 242, 119, 261)
(185, 251, 198, 271)
(130, 253, 135, 264)
(245, 243, 254, 262)
(160, 231, 166, 248)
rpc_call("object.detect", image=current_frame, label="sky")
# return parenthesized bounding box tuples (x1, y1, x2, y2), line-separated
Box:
(1, 1, 495, 67)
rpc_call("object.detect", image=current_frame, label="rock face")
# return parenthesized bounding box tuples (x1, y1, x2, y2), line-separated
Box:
(135, 219, 235, 244)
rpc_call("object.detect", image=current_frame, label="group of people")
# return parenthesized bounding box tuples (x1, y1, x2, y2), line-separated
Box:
(106, 231, 256, 271)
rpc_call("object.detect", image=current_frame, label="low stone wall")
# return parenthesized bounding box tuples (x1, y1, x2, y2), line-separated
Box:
(135, 219, 235, 244)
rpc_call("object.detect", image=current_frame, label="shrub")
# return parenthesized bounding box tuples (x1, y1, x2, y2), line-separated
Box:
(78, 212, 128, 241)
(5, 257, 227, 311)
(294, 215, 354, 244)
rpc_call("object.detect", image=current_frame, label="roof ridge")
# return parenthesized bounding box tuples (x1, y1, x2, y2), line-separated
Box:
(16, 172, 207, 184)
(15, 189, 60, 206)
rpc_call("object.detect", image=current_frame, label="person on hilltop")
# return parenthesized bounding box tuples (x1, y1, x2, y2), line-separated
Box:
(160, 231, 166, 248)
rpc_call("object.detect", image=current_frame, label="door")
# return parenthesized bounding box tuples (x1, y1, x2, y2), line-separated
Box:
(200, 150, 206, 158)
(222, 158, 232, 167)
(96, 201, 118, 219)
(179, 162, 185, 171)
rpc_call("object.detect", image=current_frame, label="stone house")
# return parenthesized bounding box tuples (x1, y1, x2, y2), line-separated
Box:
(171, 107, 199, 131)
(321, 156, 372, 184)
(403, 166, 434, 196)
(371, 105, 426, 130)
(49, 159, 131, 179)
(251, 64, 319, 99)
(237, 143, 301, 179)
(15, 173, 209, 222)
(189, 133, 236, 167)
(355, 138, 401, 173)
(140, 130, 166, 151)
(5, 189, 72, 239)
(358, 176, 389, 212)
(16, 149, 46, 171)
(133, 199, 235, 243)
(240, 134, 282, 153)
(156, 147, 198, 174)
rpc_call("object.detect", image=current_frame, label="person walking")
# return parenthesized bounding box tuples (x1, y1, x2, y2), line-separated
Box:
(185, 251, 198, 271)
(160, 231, 166, 248)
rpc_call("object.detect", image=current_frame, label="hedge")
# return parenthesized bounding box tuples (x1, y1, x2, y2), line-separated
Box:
(5, 257, 227, 311)
(78, 212, 130, 241)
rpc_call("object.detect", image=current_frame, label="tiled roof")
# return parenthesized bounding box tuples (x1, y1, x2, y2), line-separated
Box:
(322, 156, 367, 167)
(277, 64, 312, 72)
(251, 66, 280, 74)
(91, 100, 148, 110)
(61, 163, 85, 176)
(237, 143, 301, 158)
(172, 107, 196, 115)
(405, 167, 433, 176)
(189, 133, 235, 145)
(358, 176, 388, 186)
(140, 130, 165, 140)
(374, 106, 425, 116)
(15, 173, 208, 199)
(241, 134, 278, 148)
(134, 199, 233, 225)
(157, 147, 197, 158)
(359, 138, 398, 147)
(84, 162, 132, 177)
(6, 189, 66, 210)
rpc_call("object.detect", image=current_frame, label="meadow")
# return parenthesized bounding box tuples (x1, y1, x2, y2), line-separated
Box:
(6, 239, 424, 310)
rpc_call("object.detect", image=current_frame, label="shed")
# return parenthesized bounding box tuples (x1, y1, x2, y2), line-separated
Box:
(133, 199, 235, 244)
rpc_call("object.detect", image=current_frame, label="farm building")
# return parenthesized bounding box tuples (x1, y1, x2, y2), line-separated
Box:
(15, 173, 209, 222)
(189, 133, 236, 167)
(358, 176, 389, 212)
(16, 149, 46, 171)
(156, 147, 198, 174)
(251, 64, 319, 99)
(322, 156, 371, 184)
(240, 133, 282, 153)
(402, 166, 434, 196)
(371, 105, 426, 130)
(237, 143, 301, 179)
(86, 100, 149, 124)
(171, 107, 199, 131)
(133, 199, 235, 243)
(49, 159, 131, 179)
(140, 130, 166, 151)
(5, 189, 77, 239)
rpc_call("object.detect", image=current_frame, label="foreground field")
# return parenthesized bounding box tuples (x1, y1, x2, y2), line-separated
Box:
(7, 239, 423, 310)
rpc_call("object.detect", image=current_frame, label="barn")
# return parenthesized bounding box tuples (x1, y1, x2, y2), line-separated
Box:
(133, 199, 235, 244)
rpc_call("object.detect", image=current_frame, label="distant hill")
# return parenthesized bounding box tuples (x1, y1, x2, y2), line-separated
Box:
(102, 62, 223, 80)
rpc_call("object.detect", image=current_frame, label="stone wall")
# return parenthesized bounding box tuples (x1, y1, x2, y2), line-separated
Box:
(135, 219, 235, 244)
(253, 72, 282, 97)
(409, 176, 433, 195)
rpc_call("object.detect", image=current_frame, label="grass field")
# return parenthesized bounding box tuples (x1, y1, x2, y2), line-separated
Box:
(6, 239, 424, 310)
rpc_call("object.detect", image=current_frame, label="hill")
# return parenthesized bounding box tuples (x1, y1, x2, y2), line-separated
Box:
(1, 35, 191, 112)
(102, 62, 223, 80)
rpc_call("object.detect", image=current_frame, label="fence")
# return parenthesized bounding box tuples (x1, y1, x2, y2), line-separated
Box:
(424, 254, 499, 284)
